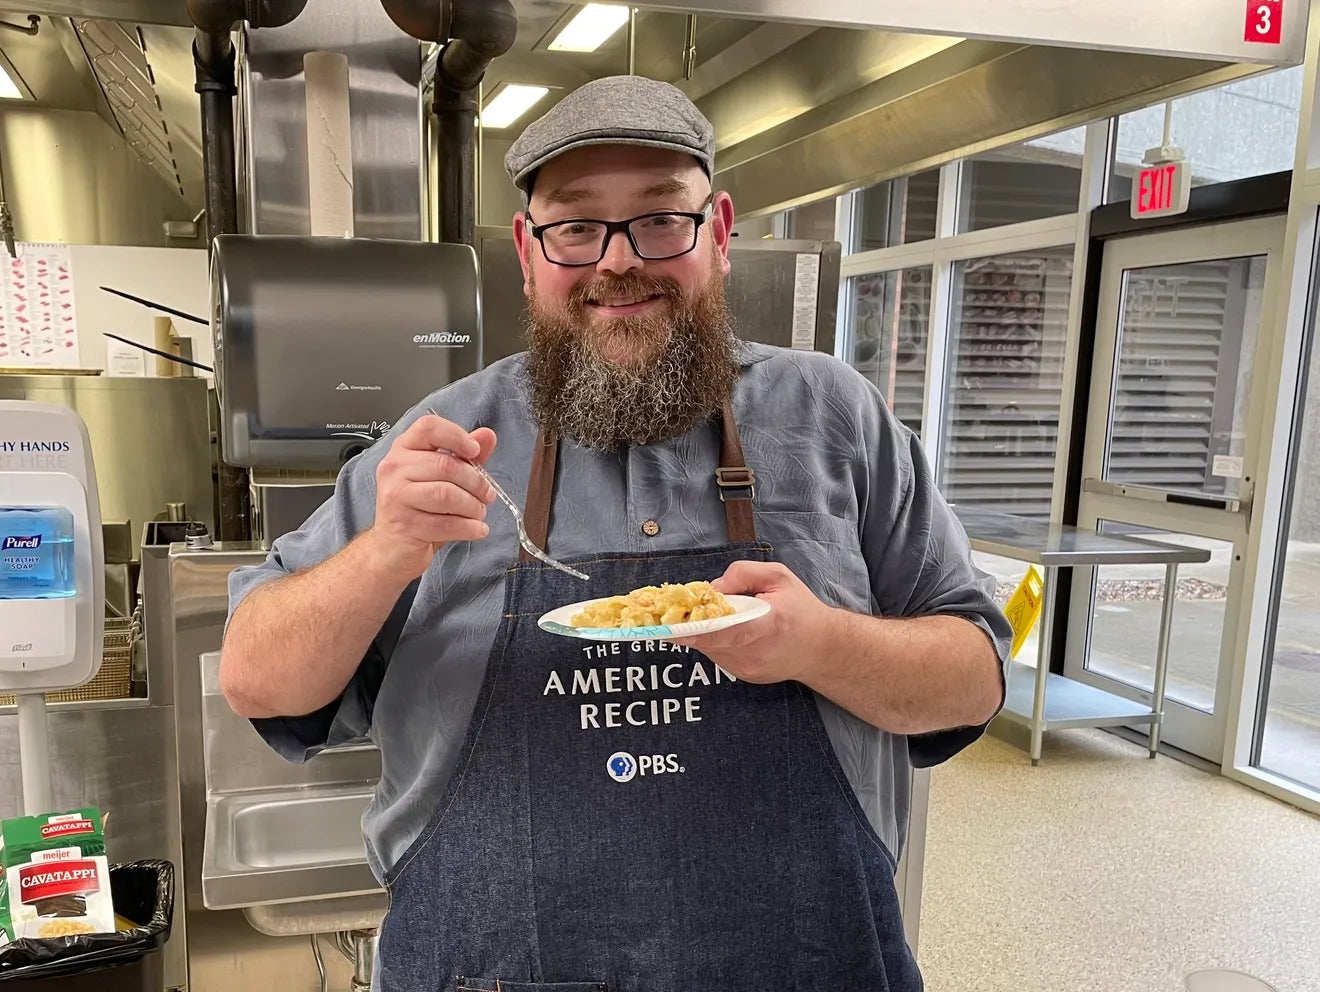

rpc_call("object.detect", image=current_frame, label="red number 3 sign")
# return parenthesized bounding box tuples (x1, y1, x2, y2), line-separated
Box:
(1246, 0, 1283, 43)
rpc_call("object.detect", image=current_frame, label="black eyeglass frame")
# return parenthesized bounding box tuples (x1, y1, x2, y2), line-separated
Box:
(525, 200, 714, 267)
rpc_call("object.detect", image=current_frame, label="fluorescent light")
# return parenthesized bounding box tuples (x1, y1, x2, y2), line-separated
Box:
(0, 64, 22, 100)
(480, 85, 550, 129)
(548, 4, 630, 53)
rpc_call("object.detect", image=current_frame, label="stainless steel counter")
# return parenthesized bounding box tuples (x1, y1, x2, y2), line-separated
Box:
(952, 507, 1210, 765)
(952, 507, 1212, 566)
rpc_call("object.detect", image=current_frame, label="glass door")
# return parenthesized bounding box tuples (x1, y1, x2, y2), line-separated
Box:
(1064, 215, 1286, 762)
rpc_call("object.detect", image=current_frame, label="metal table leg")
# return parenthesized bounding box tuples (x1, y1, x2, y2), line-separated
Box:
(1148, 562, 1179, 758)
(896, 766, 930, 954)
(1029, 566, 1058, 766)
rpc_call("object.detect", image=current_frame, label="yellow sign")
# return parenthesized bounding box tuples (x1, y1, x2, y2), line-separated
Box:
(1003, 566, 1045, 659)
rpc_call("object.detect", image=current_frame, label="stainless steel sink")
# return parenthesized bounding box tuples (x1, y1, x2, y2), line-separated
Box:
(197, 651, 388, 935)
(202, 784, 387, 935)
(200, 786, 385, 933)
(203, 785, 381, 905)
(233, 791, 375, 869)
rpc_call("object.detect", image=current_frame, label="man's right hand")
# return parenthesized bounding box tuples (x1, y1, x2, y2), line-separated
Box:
(365, 412, 498, 581)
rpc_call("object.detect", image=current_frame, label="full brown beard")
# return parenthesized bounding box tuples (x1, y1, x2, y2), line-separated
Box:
(521, 255, 739, 450)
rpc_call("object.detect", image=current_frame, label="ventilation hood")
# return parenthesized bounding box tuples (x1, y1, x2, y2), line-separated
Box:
(698, 33, 1272, 217)
(2, 0, 1304, 228)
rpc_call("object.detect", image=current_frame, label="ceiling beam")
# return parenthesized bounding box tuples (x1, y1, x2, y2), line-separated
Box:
(622, 0, 1306, 65)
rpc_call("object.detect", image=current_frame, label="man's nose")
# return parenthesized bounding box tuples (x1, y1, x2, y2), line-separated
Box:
(597, 229, 642, 276)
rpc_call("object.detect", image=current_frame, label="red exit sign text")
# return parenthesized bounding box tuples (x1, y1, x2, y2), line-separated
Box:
(1132, 161, 1191, 220)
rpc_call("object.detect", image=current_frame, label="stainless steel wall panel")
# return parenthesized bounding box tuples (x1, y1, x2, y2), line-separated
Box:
(241, 6, 424, 240)
(0, 375, 215, 559)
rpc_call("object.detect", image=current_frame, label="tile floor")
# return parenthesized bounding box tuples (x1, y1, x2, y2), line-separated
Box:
(917, 729, 1320, 992)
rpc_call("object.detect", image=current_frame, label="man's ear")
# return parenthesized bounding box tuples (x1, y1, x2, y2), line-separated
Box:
(711, 190, 735, 277)
(512, 211, 533, 294)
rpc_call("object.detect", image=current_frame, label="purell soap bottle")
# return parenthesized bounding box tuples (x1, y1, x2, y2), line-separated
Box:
(0, 506, 76, 600)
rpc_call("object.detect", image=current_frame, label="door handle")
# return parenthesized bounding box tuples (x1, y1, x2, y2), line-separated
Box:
(1083, 477, 1248, 513)
(1167, 491, 1232, 510)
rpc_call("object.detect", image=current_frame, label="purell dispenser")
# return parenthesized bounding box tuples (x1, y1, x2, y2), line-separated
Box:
(0, 401, 104, 815)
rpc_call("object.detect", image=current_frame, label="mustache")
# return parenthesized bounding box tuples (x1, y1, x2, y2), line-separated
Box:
(567, 271, 685, 310)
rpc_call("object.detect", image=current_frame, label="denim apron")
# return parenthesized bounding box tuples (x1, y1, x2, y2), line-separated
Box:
(376, 402, 922, 992)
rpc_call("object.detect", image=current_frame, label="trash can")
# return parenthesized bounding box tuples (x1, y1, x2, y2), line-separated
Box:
(0, 861, 173, 990)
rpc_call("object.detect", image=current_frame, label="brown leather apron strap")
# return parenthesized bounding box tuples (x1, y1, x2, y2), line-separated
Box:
(716, 399, 757, 544)
(519, 399, 757, 558)
(519, 429, 558, 562)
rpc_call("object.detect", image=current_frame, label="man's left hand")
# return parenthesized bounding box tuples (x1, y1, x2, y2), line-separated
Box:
(672, 560, 835, 684)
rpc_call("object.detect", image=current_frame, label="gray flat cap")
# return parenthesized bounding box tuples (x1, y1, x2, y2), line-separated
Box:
(504, 75, 715, 197)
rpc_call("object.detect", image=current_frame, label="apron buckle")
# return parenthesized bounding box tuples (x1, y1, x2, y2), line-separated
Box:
(716, 466, 756, 502)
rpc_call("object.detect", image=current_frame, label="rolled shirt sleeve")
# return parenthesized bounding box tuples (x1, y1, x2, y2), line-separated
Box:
(854, 374, 1014, 767)
(224, 407, 425, 762)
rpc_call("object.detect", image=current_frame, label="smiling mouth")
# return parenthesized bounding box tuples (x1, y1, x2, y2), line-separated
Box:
(587, 293, 664, 308)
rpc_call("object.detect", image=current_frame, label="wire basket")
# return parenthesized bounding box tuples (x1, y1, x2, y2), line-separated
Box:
(0, 610, 141, 706)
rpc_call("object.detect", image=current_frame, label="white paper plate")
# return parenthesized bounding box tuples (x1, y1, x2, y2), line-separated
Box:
(537, 594, 770, 641)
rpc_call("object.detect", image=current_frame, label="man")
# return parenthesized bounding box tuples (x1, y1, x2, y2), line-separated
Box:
(223, 75, 1011, 991)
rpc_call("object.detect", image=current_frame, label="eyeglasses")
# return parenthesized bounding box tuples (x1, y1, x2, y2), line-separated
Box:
(526, 201, 713, 267)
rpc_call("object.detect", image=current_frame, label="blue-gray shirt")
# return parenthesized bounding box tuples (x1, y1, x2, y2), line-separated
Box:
(227, 341, 1012, 881)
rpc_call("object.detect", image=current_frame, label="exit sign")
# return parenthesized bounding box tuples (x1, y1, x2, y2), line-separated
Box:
(1132, 160, 1192, 220)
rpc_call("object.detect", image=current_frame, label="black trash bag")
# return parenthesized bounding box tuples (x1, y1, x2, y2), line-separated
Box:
(0, 861, 173, 982)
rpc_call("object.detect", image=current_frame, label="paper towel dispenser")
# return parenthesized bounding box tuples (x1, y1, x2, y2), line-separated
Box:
(211, 236, 482, 470)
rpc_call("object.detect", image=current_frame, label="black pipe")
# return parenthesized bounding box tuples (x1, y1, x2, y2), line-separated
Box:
(188, 0, 308, 543)
(435, 3, 517, 245)
(195, 44, 238, 246)
(380, 0, 517, 245)
(434, 80, 477, 246)
(0, 15, 39, 36)
(442, 1, 519, 89)
(189, 0, 308, 247)
(188, 0, 308, 36)
(189, 32, 247, 544)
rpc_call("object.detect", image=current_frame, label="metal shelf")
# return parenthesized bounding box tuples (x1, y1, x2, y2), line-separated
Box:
(954, 508, 1207, 764)
(998, 662, 1156, 732)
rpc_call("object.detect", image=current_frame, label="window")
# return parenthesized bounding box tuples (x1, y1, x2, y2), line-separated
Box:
(1087, 523, 1231, 712)
(845, 268, 930, 435)
(1106, 257, 1265, 498)
(731, 215, 776, 240)
(785, 196, 839, 243)
(1109, 66, 1303, 202)
(938, 246, 1074, 517)
(1256, 275, 1320, 791)
(956, 126, 1087, 233)
(851, 169, 940, 251)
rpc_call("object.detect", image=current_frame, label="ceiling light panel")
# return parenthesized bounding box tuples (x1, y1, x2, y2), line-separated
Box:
(548, 4, 630, 53)
(480, 84, 550, 129)
(0, 63, 22, 100)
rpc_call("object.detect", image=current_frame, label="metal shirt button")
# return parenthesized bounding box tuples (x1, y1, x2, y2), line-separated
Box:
(641, 519, 660, 537)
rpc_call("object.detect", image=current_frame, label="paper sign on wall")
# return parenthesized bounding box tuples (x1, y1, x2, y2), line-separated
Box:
(0, 243, 79, 367)
(105, 337, 146, 377)
(791, 253, 820, 351)
(1212, 455, 1245, 479)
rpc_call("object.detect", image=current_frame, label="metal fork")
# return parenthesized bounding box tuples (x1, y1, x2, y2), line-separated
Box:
(427, 408, 589, 581)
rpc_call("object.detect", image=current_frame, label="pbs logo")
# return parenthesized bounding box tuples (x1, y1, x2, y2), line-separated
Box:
(606, 751, 683, 782)
(607, 752, 638, 783)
